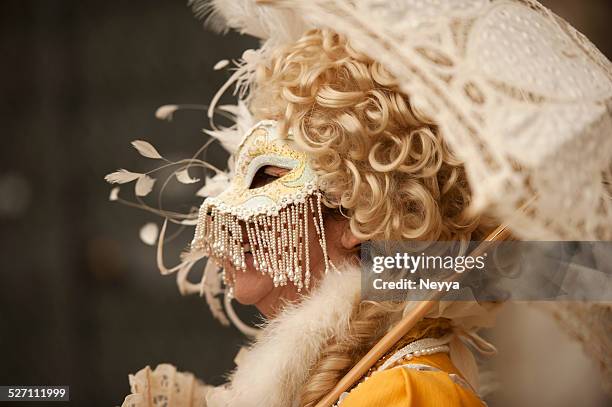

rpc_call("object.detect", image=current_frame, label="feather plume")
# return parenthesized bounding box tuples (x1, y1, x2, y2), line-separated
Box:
(196, 173, 230, 197)
(155, 104, 179, 121)
(175, 168, 200, 184)
(188, 0, 229, 34)
(203, 101, 254, 154)
(105, 169, 142, 184)
(214, 59, 230, 70)
(131, 140, 163, 159)
(190, 0, 308, 41)
(135, 175, 156, 197)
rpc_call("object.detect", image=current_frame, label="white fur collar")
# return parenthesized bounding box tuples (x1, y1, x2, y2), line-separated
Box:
(205, 265, 499, 406)
(207, 267, 361, 407)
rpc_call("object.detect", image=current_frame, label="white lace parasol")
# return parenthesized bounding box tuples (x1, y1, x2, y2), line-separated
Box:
(195, 0, 612, 241)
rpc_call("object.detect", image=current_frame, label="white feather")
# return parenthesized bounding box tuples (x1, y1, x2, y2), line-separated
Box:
(134, 174, 156, 197)
(203, 0, 308, 42)
(175, 168, 200, 184)
(104, 169, 141, 184)
(131, 140, 163, 159)
(203, 127, 242, 154)
(155, 104, 179, 121)
(196, 173, 230, 197)
(214, 59, 230, 70)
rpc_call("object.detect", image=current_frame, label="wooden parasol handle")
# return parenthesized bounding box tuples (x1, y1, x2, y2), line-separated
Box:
(314, 225, 511, 407)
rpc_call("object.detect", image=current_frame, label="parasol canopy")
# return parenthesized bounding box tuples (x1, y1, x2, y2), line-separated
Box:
(195, 0, 612, 241)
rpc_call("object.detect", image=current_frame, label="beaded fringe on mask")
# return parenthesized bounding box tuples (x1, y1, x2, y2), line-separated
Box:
(191, 192, 331, 296)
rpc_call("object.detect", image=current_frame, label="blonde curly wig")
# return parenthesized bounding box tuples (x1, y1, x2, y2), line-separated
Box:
(249, 28, 492, 406)
(251, 28, 486, 243)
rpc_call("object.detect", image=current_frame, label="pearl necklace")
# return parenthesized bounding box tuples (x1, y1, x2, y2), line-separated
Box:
(377, 335, 452, 372)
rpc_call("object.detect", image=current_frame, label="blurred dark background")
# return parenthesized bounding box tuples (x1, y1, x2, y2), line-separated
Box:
(0, 1, 610, 406)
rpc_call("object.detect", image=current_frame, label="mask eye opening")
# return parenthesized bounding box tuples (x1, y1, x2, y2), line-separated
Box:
(249, 165, 291, 189)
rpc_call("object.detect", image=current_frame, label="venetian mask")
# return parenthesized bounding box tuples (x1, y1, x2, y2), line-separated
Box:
(191, 120, 331, 295)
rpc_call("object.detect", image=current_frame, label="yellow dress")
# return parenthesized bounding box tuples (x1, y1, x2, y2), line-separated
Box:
(339, 352, 484, 407)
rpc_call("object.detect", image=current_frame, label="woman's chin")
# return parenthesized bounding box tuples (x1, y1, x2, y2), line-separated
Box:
(231, 264, 275, 305)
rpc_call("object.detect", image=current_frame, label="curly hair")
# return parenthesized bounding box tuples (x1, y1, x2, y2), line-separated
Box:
(251, 28, 485, 242)
(249, 28, 490, 406)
